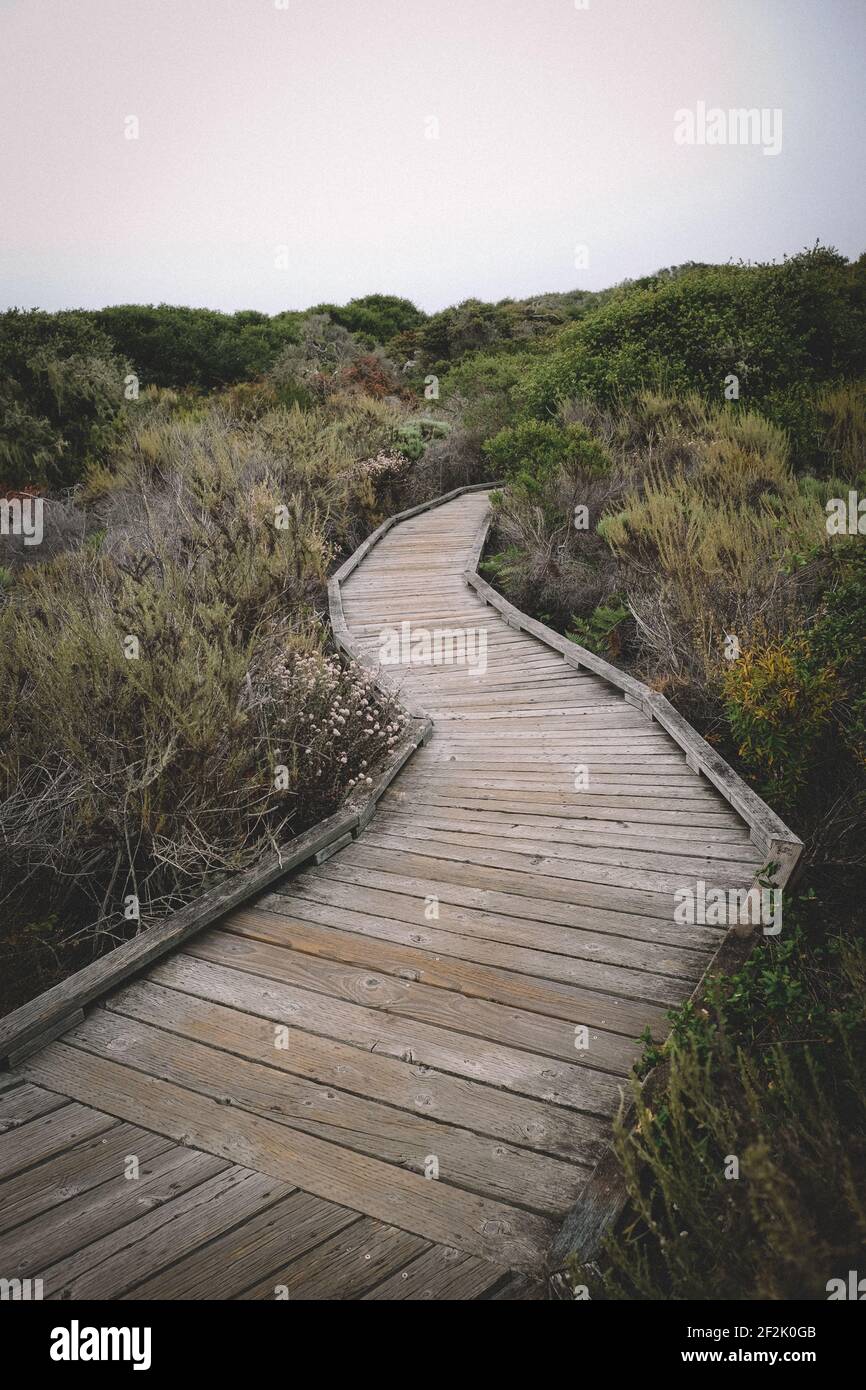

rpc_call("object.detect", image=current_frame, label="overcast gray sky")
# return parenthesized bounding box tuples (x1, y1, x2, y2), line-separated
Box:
(1, 0, 863, 313)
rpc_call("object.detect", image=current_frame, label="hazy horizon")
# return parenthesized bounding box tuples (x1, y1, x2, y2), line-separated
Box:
(2, 0, 864, 316)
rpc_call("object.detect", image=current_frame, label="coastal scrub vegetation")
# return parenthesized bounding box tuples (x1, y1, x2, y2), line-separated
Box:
(2, 247, 864, 1299)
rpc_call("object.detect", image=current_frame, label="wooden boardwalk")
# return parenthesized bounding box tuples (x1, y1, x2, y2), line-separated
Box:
(0, 491, 767, 1299)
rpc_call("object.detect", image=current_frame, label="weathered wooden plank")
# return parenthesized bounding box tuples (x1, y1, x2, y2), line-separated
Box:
(383, 791, 739, 828)
(333, 842, 699, 929)
(126, 1190, 355, 1300)
(374, 810, 761, 873)
(43, 1166, 289, 1300)
(375, 802, 755, 854)
(5, 1009, 86, 1068)
(278, 870, 721, 955)
(459, 509, 802, 878)
(238, 1215, 430, 1300)
(378, 794, 751, 840)
(105, 979, 609, 1163)
(0, 1082, 67, 1132)
(357, 826, 751, 899)
(363, 1243, 506, 1300)
(22, 1044, 554, 1272)
(146, 952, 631, 1114)
(185, 927, 669, 1065)
(487, 1272, 548, 1300)
(66, 1009, 587, 1214)
(240, 898, 711, 1003)
(0, 1143, 226, 1277)
(647, 693, 804, 873)
(222, 913, 649, 1071)
(0, 1102, 116, 1182)
(0, 1121, 174, 1236)
(291, 863, 706, 997)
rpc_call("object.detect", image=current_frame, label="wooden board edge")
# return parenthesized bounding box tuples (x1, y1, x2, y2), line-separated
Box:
(0, 808, 360, 1066)
(461, 507, 803, 877)
(1, 702, 428, 1067)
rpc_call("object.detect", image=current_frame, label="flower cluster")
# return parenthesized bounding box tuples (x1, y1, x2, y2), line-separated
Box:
(270, 649, 408, 808)
(354, 450, 411, 483)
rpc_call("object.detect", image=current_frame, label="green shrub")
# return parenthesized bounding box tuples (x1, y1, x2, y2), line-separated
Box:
(518, 249, 866, 458)
(589, 894, 866, 1301)
(443, 351, 531, 436)
(483, 419, 610, 498)
(307, 294, 425, 347)
(723, 637, 840, 808)
(0, 309, 129, 489)
(568, 597, 630, 658)
(723, 545, 866, 813)
(814, 380, 866, 479)
(0, 402, 411, 1009)
(90, 304, 303, 390)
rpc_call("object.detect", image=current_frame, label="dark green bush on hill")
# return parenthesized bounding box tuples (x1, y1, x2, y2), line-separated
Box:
(417, 298, 511, 368)
(483, 417, 611, 498)
(519, 248, 866, 460)
(89, 304, 303, 391)
(307, 294, 425, 348)
(0, 309, 128, 490)
(442, 351, 531, 436)
(412, 296, 597, 375)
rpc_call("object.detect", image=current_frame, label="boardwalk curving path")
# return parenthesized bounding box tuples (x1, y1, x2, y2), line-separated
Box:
(0, 492, 767, 1299)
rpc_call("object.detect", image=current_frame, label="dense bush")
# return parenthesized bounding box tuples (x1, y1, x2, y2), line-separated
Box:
(477, 409, 623, 628)
(0, 309, 129, 489)
(440, 350, 530, 436)
(483, 418, 611, 499)
(483, 394, 843, 699)
(590, 888, 866, 1301)
(0, 396, 415, 1011)
(723, 639, 841, 808)
(518, 248, 866, 462)
(307, 294, 425, 347)
(400, 295, 580, 376)
(393, 425, 499, 507)
(268, 312, 408, 404)
(89, 304, 303, 391)
(723, 544, 866, 847)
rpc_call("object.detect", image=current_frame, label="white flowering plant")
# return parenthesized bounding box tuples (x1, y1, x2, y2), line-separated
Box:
(268, 648, 409, 820)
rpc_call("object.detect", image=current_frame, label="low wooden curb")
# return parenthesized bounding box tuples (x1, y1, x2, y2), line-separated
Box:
(463, 566, 803, 876)
(0, 808, 357, 1068)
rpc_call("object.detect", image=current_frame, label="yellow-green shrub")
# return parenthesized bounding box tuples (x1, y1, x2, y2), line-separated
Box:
(723, 639, 840, 807)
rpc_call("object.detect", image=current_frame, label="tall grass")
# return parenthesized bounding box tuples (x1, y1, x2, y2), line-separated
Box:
(0, 398, 410, 1012)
